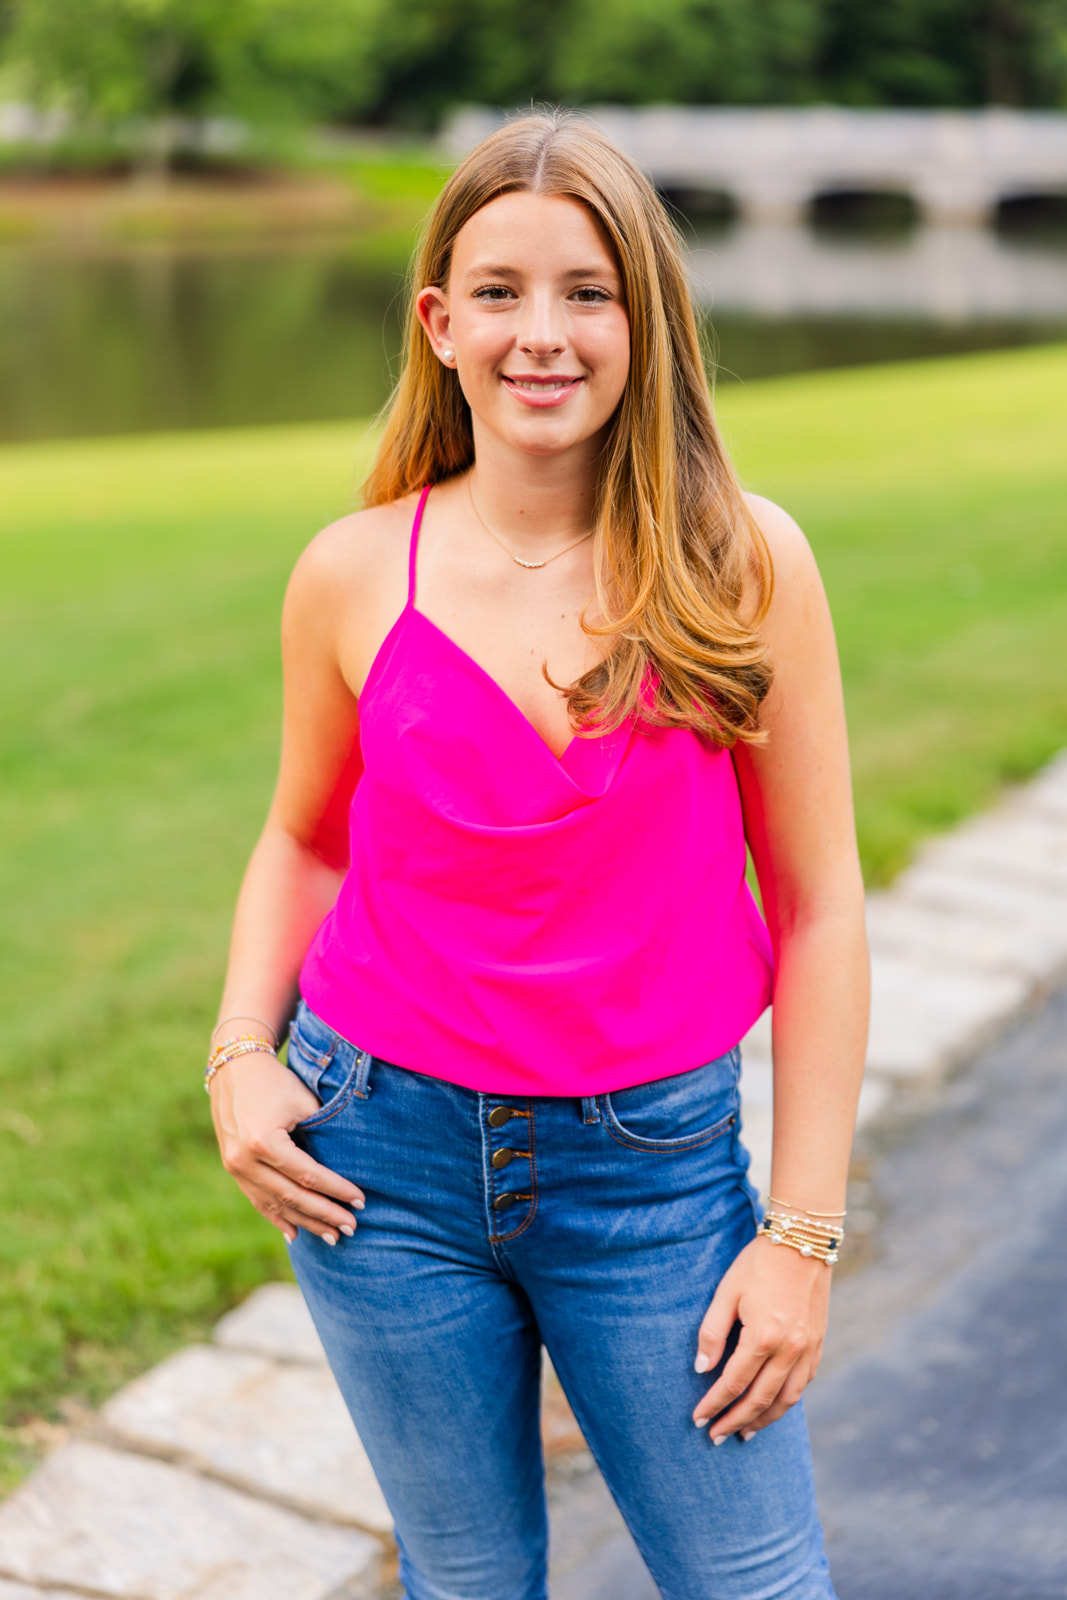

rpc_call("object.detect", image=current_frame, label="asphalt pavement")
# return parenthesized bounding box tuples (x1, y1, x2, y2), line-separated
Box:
(549, 980, 1067, 1599)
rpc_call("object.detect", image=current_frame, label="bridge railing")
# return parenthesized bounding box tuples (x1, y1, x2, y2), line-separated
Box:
(444, 106, 1067, 225)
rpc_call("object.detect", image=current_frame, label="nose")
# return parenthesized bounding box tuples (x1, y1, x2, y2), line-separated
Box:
(517, 288, 566, 358)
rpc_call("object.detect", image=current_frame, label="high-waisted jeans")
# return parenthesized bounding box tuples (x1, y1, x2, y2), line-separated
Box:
(286, 1000, 837, 1600)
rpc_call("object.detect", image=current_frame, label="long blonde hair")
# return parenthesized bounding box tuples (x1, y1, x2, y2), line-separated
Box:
(363, 109, 773, 746)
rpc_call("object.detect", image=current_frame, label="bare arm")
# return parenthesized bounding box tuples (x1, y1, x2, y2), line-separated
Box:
(214, 542, 367, 1042)
(693, 494, 870, 1440)
(208, 518, 390, 1246)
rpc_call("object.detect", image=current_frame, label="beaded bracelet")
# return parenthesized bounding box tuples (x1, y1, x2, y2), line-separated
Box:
(211, 1014, 279, 1048)
(758, 1209, 844, 1266)
(767, 1195, 846, 1219)
(204, 1034, 278, 1093)
(762, 1209, 845, 1245)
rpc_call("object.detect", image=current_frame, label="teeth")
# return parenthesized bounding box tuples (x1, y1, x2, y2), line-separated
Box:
(507, 379, 575, 392)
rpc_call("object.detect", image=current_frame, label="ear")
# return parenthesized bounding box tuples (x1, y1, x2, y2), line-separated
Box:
(416, 285, 455, 368)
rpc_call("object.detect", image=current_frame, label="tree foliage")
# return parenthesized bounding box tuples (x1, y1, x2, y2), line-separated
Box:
(2, 0, 1066, 135)
(3, 0, 390, 125)
(816, 0, 1067, 107)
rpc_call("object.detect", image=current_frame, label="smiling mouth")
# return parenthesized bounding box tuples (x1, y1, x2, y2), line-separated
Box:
(502, 376, 583, 392)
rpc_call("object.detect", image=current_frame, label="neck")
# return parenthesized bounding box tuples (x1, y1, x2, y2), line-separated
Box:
(467, 424, 600, 547)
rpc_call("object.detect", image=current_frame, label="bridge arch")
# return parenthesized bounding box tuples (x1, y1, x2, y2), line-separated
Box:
(809, 188, 920, 230)
(446, 108, 1067, 230)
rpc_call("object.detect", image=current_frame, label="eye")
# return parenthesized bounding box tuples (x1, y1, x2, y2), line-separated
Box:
(571, 287, 611, 305)
(473, 284, 516, 301)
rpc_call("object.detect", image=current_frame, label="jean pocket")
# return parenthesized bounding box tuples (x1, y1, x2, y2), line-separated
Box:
(288, 1003, 371, 1130)
(601, 1049, 740, 1152)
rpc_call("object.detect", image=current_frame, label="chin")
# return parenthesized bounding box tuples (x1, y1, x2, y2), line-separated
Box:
(501, 414, 596, 456)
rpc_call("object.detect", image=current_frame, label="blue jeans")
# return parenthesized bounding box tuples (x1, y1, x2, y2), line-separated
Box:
(287, 1000, 836, 1600)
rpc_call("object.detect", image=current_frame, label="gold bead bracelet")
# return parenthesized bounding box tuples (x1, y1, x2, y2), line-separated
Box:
(204, 1034, 278, 1093)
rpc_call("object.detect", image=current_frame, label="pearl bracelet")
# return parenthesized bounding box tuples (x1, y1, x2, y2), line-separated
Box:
(758, 1209, 844, 1266)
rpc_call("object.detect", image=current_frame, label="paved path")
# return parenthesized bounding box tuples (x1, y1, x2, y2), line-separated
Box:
(551, 978, 1067, 1598)
(810, 976, 1067, 1599)
(1, 753, 1066, 1597)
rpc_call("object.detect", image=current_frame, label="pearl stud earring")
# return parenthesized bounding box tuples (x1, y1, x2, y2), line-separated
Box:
(442, 349, 454, 363)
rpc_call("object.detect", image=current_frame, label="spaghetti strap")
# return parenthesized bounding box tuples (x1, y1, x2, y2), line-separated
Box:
(408, 485, 431, 607)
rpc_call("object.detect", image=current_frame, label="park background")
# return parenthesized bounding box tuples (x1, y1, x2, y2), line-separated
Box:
(1, 0, 1066, 1497)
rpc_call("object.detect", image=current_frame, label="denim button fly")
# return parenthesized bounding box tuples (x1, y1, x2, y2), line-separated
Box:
(485, 1099, 535, 1234)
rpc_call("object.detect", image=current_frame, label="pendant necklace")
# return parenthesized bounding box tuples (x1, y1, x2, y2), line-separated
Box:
(468, 478, 595, 570)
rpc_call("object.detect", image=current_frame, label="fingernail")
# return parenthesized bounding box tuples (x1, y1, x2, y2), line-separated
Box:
(323, 1233, 337, 1246)
(694, 1352, 711, 1374)
(284, 1233, 296, 1245)
(712, 1435, 727, 1447)
(339, 1225, 355, 1237)
(694, 1415, 709, 1428)
(351, 1199, 365, 1211)
(741, 1430, 756, 1442)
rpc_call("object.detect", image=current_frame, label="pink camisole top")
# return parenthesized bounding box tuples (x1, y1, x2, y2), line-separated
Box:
(299, 485, 774, 1096)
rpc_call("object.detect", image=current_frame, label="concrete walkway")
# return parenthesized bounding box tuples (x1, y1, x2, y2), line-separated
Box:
(549, 954, 1067, 1597)
(1, 753, 1066, 1598)
(811, 975, 1067, 1599)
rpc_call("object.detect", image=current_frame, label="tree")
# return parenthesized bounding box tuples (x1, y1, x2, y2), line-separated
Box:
(815, 0, 1067, 107)
(3, 0, 1066, 145)
(2, 0, 392, 163)
(551, 0, 824, 107)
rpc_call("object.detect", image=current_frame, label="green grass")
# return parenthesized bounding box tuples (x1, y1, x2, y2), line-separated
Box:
(2, 343, 1066, 1489)
(717, 343, 1067, 878)
(0, 422, 376, 1490)
(308, 140, 452, 273)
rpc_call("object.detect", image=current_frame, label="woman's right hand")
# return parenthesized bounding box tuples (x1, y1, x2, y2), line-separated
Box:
(209, 1053, 365, 1245)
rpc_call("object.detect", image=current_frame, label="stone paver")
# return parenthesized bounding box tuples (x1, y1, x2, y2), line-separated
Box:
(0, 1440, 381, 1600)
(864, 888, 1067, 979)
(865, 954, 1028, 1077)
(916, 811, 1067, 898)
(1023, 748, 1067, 819)
(894, 864, 1067, 951)
(215, 1281, 325, 1365)
(0, 1583, 84, 1600)
(101, 1344, 392, 1534)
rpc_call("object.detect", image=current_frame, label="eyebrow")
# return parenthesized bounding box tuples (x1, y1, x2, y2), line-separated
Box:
(465, 262, 619, 280)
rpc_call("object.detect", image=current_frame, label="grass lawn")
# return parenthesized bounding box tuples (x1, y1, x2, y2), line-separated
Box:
(2, 342, 1065, 1489)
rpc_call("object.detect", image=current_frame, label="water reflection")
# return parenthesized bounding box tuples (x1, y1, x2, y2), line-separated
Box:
(1, 219, 1065, 442)
(0, 243, 403, 442)
(688, 219, 1067, 320)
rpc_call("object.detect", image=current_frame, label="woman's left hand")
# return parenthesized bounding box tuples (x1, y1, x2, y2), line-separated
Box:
(692, 1234, 831, 1443)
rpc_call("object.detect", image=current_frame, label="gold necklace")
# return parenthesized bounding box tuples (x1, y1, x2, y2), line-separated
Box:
(467, 478, 595, 570)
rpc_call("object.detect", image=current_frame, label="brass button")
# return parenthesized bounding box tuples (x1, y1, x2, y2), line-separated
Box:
(488, 1106, 515, 1128)
(493, 1192, 518, 1211)
(492, 1147, 523, 1170)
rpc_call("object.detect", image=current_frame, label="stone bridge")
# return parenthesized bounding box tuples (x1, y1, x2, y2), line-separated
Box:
(445, 106, 1067, 225)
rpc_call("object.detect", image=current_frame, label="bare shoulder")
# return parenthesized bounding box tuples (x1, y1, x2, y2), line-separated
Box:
(282, 493, 420, 689)
(743, 492, 817, 577)
(288, 494, 417, 606)
(741, 491, 838, 684)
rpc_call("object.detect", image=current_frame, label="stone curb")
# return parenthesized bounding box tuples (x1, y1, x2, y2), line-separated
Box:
(2, 751, 1066, 1598)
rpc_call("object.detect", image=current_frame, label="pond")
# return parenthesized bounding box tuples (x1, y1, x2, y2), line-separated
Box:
(2, 216, 1066, 441)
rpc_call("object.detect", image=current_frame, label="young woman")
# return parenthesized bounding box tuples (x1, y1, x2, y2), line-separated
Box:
(208, 110, 869, 1600)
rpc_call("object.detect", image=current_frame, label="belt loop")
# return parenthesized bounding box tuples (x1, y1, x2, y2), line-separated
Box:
(581, 1096, 600, 1125)
(353, 1049, 373, 1099)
